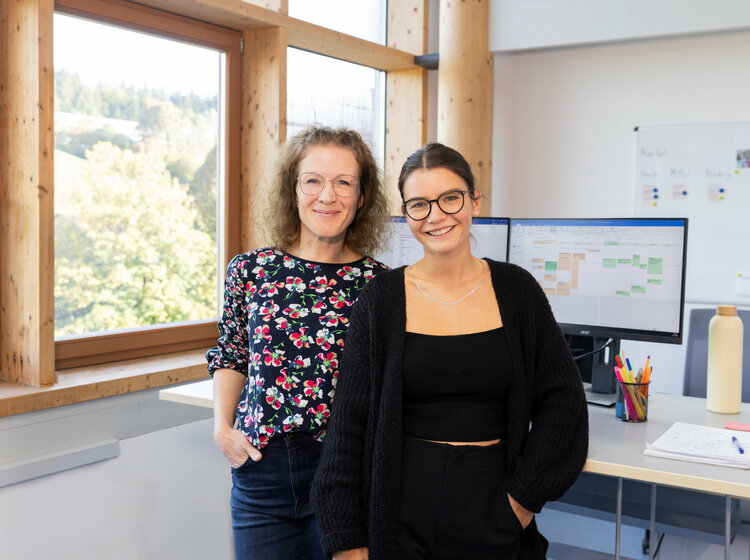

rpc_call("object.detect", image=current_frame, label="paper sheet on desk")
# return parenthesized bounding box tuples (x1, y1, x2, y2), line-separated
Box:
(644, 422, 750, 469)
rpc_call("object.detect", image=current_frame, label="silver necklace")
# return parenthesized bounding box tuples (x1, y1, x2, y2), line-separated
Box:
(409, 264, 487, 306)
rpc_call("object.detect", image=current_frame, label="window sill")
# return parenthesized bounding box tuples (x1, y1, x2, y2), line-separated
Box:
(0, 349, 208, 418)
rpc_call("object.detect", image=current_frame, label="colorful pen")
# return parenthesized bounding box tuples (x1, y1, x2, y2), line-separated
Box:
(732, 436, 745, 454)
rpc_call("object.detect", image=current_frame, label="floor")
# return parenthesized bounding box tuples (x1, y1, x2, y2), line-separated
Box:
(538, 508, 750, 559)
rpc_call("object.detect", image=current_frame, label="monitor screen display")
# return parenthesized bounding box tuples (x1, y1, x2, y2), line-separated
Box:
(508, 218, 688, 344)
(374, 216, 509, 268)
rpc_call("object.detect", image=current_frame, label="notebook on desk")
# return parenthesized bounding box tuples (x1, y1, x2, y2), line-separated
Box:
(644, 422, 750, 469)
(583, 382, 617, 407)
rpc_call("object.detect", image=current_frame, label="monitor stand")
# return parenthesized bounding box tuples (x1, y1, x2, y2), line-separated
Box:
(583, 382, 616, 407)
(568, 335, 620, 407)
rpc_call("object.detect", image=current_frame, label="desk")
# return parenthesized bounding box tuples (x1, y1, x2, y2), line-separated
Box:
(587, 394, 750, 500)
(159, 379, 213, 408)
(585, 393, 750, 560)
(159, 383, 750, 558)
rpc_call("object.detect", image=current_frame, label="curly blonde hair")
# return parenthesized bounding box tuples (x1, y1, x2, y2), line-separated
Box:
(258, 125, 390, 257)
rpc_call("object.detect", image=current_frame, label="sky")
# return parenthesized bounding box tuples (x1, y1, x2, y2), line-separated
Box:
(288, 0, 386, 44)
(54, 13, 222, 98)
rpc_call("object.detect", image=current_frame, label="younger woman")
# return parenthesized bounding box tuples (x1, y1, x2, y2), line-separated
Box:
(311, 142, 588, 560)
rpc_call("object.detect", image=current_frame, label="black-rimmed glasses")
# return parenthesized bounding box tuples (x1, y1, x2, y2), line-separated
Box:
(402, 190, 469, 220)
(297, 172, 359, 197)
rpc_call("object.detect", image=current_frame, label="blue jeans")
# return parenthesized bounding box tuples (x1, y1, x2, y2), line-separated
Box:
(230, 432, 330, 560)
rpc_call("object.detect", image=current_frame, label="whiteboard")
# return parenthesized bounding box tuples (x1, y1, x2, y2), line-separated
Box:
(634, 123, 750, 305)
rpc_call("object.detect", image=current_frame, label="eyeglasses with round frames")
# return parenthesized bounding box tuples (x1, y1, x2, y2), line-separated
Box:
(297, 172, 359, 197)
(402, 190, 469, 221)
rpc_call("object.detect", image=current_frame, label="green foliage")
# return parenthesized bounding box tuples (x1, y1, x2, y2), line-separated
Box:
(190, 146, 218, 235)
(55, 128, 136, 158)
(55, 143, 217, 336)
(55, 69, 103, 115)
(54, 69, 221, 336)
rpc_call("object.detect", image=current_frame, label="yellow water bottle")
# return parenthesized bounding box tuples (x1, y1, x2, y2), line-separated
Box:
(706, 305, 744, 413)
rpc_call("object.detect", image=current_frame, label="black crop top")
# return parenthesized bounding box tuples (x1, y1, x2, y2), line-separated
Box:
(402, 327, 511, 442)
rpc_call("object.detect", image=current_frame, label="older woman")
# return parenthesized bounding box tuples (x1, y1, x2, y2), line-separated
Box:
(206, 126, 390, 560)
(311, 142, 588, 560)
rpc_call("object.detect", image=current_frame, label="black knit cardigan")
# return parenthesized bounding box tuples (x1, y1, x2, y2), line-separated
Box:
(311, 260, 589, 559)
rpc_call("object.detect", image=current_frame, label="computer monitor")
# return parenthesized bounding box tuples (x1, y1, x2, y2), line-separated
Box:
(508, 218, 688, 404)
(374, 216, 509, 268)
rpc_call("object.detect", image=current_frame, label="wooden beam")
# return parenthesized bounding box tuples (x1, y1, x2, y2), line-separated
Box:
(57, 0, 245, 50)
(223, 17, 244, 268)
(39, 0, 55, 384)
(55, 321, 218, 370)
(133, 0, 416, 71)
(240, 0, 286, 14)
(384, 0, 428, 213)
(0, 0, 55, 387)
(437, 0, 493, 214)
(387, 0, 428, 56)
(0, 350, 208, 417)
(286, 20, 414, 72)
(240, 26, 287, 251)
(385, 68, 427, 213)
(128, 0, 288, 29)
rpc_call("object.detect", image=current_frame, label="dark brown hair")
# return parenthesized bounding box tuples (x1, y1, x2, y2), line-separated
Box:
(397, 142, 478, 199)
(258, 125, 390, 256)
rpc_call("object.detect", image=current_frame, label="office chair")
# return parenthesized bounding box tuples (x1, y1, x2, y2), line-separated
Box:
(683, 307, 750, 401)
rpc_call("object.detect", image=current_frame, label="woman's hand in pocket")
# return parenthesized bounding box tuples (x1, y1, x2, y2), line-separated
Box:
(214, 426, 262, 467)
(507, 493, 534, 529)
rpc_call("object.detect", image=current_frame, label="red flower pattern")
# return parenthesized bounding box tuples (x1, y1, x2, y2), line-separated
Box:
(206, 248, 388, 449)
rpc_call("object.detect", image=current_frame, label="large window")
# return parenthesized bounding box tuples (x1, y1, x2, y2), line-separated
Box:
(52, 0, 240, 369)
(54, 14, 222, 336)
(1, 0, 425, 409)
(287, 48, 386, 166)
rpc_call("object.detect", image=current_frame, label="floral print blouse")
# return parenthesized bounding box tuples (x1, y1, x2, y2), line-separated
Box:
(206, 248, 389, 448)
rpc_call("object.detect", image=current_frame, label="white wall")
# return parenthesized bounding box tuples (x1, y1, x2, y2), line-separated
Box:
(0, 411, 232, 559)
(488, 0, 750, 52)
(490, 28, 750, 393)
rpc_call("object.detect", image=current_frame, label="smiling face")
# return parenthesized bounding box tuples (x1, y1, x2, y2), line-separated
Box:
(401, 167, 481, 256)
(295, 145, 363, 249)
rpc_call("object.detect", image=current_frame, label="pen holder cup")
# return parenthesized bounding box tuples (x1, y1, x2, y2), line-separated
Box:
(616, 381, 649, 422)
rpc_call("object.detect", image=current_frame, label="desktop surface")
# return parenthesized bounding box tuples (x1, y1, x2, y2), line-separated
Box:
(586, 393, 750, 499)
(583, 382, 616, 407)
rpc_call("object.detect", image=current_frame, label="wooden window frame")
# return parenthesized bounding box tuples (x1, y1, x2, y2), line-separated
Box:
(0, 0, 425, 415)
(52, 0, 242, 370)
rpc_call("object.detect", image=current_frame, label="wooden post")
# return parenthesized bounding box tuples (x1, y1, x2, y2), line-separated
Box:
(240, 27, 288, 252)
(437, 0, 493, 214)
(385, 0, 428, 213)
(0, 0, 56, 387)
